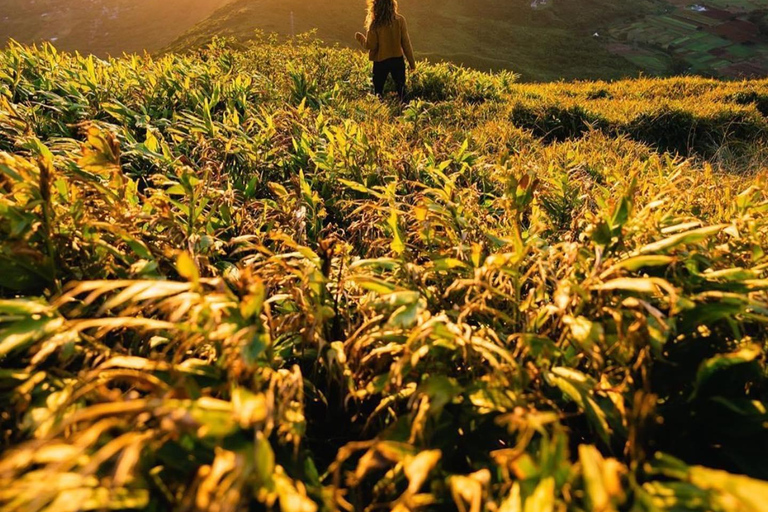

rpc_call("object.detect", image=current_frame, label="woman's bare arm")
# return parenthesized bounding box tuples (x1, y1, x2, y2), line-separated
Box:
(356, 28, 378, 51)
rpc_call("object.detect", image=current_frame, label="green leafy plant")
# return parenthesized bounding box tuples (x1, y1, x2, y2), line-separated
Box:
(1, 38, 767, 512)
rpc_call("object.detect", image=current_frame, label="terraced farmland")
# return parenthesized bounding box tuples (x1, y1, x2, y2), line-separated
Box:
(609, 0, 768, 77)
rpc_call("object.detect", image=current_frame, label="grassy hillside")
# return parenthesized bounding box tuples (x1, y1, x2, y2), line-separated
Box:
(1, 38, 768, 512)
(0, 0, 231, 57)
(166, 0, 654, 81)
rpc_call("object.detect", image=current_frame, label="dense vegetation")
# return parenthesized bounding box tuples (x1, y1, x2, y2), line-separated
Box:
(1, 37, 768, 512)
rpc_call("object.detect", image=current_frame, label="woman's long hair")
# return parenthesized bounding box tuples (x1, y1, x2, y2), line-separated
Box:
(366, 0, 398, 30)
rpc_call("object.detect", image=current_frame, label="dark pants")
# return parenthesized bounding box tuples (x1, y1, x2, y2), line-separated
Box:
(373, 57, 406, 100)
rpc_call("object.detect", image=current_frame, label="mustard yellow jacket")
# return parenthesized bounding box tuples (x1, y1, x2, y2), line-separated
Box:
(358, 14, 415, 68)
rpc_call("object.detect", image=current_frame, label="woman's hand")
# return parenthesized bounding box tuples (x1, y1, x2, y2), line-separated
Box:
(355, 32, 366, 48)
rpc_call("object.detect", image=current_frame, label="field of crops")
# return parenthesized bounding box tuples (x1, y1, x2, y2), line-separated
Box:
(1, 37, 768, 512)
(608, 1, 768, 78)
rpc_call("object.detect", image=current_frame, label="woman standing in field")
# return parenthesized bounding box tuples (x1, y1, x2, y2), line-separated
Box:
(355, 0, 416, 101)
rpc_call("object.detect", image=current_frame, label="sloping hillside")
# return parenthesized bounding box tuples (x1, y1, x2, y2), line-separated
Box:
(1, 39, 768, 512)
(166, 0, 654, 81)
(0, 0, 231, 57)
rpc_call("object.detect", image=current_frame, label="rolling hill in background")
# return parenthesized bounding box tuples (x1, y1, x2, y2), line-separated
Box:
(2, 0, 766, 81)
(0, 0, 231, 57)
(167, 0, 768, 81)
(166, 0, 654, 82)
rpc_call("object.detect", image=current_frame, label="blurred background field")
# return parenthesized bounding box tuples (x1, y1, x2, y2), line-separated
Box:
(2, 0, 767, 81)
(0, 0, 231, 56)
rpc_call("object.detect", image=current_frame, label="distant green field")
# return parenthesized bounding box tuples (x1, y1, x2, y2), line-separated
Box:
(705, 0, 768, 10)
(608, 1, 768, 77)
(728, 44, 756, 58)
(623, 52, 671, 74)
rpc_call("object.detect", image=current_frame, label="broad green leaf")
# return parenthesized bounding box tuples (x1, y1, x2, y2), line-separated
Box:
(420, 375, 462, 413)
(232, 388, 267, 428)
(0, 316, 64, 359)
(703, 267, 759, 282)
(0, 257, 52, 292)
(166, 184, 186, 196)
(546, 368, 611, 445)
(614, 255, 674, 271)
(254, 431, 276, 484)
(349, 258, 400, 271)
(467, 382, 517, 413)
(388, 209, 406, 255)
(433, 258, 469, 271)
(389, 301, 422, 328)
(597, 278, 663, 294)
(187, 398, 238, 438)
(351, 276, 397, 294)
(382, 291, 421, 307)
(693, 344, 762, 399)
(99, 356, 171, 372)
(610, 194, 632, 231)
(564, 316, 603, 350)
(0, 298, 52, 316)
(338, 179, 373, 195)
(639, 225, 726, 254)
(243, 331, 269, 364)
